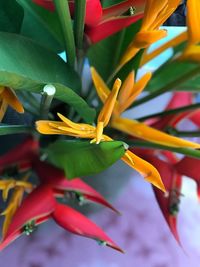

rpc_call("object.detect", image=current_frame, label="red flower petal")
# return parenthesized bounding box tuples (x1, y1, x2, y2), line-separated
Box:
(175, 156, 200, 200)
(188, 110, 200, 127)
(132, 149, 181, 243)
(150, 92, 193, 130)
(0, 185, 55, 251)
(32, 0, 54, 11)
(32, 0, 102, 26)
(102, 0, 145, 20)
(0, 138, 38, 173)
(53, 203, 123, 252)
(86, 13, 143, 43)
(33, 160, 118, 213)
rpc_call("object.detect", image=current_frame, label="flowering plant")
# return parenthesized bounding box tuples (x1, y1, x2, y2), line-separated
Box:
(1, 0, 200, 253)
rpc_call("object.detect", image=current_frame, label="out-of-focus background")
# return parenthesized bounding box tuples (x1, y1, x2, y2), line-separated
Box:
(1, 11, 200, 266)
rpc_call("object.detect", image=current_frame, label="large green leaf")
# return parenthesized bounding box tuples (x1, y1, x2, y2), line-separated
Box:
(17, 0, 64, 52)
(0, 32, 95, 122)
(0, 0, 24, 33)
(87, 20, 142, 84)
(46, 140, 126, 179)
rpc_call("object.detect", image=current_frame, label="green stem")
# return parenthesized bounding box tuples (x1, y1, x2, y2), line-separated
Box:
(166, 127, 200, 137)
(0, 125, 32, 136)
(132, 65, 200, 108)
(40, 84, 56, 119)
(126, 140, 200, 159)
(136, 103, 200, 121)
(54, 0, 76, 67)
(74, 0, 86, 50)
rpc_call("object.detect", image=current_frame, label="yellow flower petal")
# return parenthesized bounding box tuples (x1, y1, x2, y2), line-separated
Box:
(1, 187, 24, 238)
(97, 78, 121, 127)
(0, 101, 8, 122)
(36, 120, 66, 135)
(119, 72, 152, 114)
(122, 150, 165, 192)
(111, 117, 200, 149)
(57, 113, 94, 132)
(187, 0, 200, 45)
(2, 87, 24, 113)
(141, 31, 187, 66)
(118, 71, 135, 105)
(90, 67, 110, 103)
(180, 45, 200, 62)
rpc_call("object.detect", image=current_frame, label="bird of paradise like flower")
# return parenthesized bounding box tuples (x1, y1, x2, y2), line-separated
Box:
(36, 68, 200, 193)
(118, 0, 181, 70)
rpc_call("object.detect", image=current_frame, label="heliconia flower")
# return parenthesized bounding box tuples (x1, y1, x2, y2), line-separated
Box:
(32, 159, 119, 213)
(0, 86, 24, 121)
(132, 149, 182, 243)
(0, 184, 123, 252)
(32, 0, 144, 44)
(119, 0, 181, 69)
(91, 67, 200, 149)
(36, 75, 165, 192)
(0, 138, 39, 174)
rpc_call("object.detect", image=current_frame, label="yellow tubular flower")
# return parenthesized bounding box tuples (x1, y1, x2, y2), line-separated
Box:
(0, 175, 33, 238)
(1, 187, 25, 238)
(119, 0, 181, 69)
(91, 67, 200, 149)
(0, 86, 24, 121)
(36, 77, 165, 192)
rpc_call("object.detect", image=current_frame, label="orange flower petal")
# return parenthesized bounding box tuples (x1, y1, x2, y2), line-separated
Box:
(2, 88, 24, 113)
(111, 117, 200, 149)
(122, 150, 165, 191)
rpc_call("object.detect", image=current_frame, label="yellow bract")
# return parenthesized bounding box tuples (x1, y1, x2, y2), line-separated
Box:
(0, 86, 24, 121)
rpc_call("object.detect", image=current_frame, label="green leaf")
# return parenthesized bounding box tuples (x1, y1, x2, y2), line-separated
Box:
(46, 140, 126, 179)
(146, 60, 199, 93)
(0, 0, 24, 33)
(0, 125, 31, 135)
(87, 20, 142, 84)
(0, 32, 95, 123)
(17, 0, 64, 52)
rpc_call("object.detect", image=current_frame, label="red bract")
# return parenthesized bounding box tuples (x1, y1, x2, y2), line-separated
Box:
(133, 149, 182, 243)
(0, 138, 39, 174)
(175, 157, 200, 200)
(33, 159, 119, 213)
(32, 0, 144, 43)
(0, 183, 122, 252)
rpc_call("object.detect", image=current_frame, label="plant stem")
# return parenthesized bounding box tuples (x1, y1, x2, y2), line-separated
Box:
(166, 127, 200, 137)
(74, 0, 86, 50)
(54, 0, 76, 67)
(132, 65, 200, 108)
(0, 125, 32, 136)
(136, 103, 200, 121)
(126, 140, 200, 159)
(40, 84, 56, 119)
